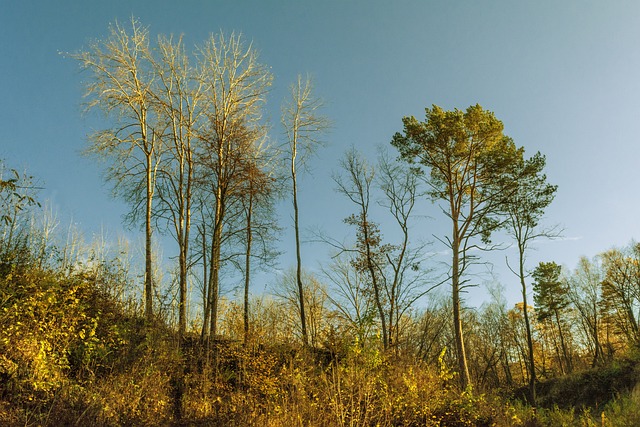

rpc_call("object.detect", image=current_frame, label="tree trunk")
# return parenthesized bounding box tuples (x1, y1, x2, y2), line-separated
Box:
(519, 248, 537, 403)
(178, 208, 190, 339)
(202, 189, 224, 344)
(209, 220, 222, 339)
(200, 224, 210, 342)
(177, 142, 193, 340)
(144, 140, 154, 323)
(555, 309, 572, 373)
(292, 156, 309, 346)
(452, 230, 471, 388)
(244, 193, 253, 345)
(361, 217, 388, 350)
(592, 301, 602, 367)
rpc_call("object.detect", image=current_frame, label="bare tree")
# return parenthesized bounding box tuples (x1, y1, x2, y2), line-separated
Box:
(332, 148, 434, 351)
(274, 267, 329, 348)
(376, 150, 435, 350)
(281, 75, 330, 346)
(196, 32, 272, 343)
(322, 253, 376, 344)
(73, 19, 160, 322)
(334, 148, 390, 349)
(151, 34, 205, 338)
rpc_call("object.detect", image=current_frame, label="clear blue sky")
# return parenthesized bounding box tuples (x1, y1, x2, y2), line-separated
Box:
(2, 1, 640, 306)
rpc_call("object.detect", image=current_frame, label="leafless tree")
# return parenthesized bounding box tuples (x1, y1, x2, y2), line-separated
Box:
(274, 267, 329, 348)
(151, 34, 205, 338)
(196, 32, 272, 343)
(332, 148, 435, 351)
(334, 148, 390, 349)
(281, 75, 330, 346)
(322, 253, 376, 344)
(73, 19, 160, 321)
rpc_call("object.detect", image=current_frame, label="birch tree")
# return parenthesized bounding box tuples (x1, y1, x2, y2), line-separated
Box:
(281, 75, 329, 346)
(151, 34, 204, 338)
(73, 19, 160, 321)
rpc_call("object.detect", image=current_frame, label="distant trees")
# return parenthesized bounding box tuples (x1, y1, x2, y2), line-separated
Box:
(601, 243, 640, 345)
(275, 268, 329, 347)
(322, 253, 376, 343)
(392, 104, 523, 388)
(533, 261, 573, 374)
(567, 256, 606, 366)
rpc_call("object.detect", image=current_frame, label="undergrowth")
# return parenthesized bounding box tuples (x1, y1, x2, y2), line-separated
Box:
(2, 254, 640, 426)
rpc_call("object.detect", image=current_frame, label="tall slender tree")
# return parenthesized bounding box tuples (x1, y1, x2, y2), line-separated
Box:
(281, 75, 329, 346)
(238, 143, 280, 345)
(152, 34, 204, 338)
(503, 152, 558, 403)
(392, 104, 522, 388)
(73, 19, 159, 322)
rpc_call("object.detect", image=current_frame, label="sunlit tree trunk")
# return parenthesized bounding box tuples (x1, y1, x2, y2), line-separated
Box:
(451, 229, 471, 387)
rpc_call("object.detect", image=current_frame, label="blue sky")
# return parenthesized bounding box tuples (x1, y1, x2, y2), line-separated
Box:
(2, 1, 640, 307)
